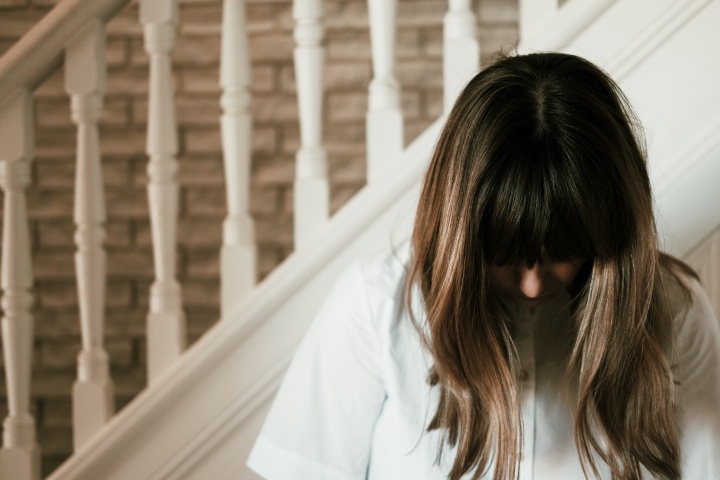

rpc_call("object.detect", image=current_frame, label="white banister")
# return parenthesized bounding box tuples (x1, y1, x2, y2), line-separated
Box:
(64, 20, 115, 451)
(140, 0, 186, 384)
(292, 0, 329, 250)
(220, 0, 256, 318)
(366, 0, 403, 184)
(0, 0, 131, 109)
(0, 91, 40, 480)
(443, 0, 480, 112)
(519, 0, 558, 40)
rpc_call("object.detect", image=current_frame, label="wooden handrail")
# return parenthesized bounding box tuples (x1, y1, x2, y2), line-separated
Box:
(0, 0, 130, 108)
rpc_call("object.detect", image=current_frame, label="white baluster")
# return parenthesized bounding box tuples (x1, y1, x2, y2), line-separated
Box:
(0, 91, 40, 480)
(140, 0, 186, 384)
(366, 0, 403, 184)
(64, 20, 114, 451)
(519, 0, 558, 40)
(443, 0, 480, 112)
(293, 0, 329, 250)
(220, 0, 255, 317)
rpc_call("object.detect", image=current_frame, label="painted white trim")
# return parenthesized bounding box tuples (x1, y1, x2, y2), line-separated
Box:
(519, 0, 617, 51)
(46, 116, 445, 480)
(0, 0, 130, 108)
(147, 351, 292, 480)
(652, 114, 720, 196)
(607, 0, 713, 80)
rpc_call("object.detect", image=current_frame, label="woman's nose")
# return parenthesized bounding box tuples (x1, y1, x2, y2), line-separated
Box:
(518, 266, 543, 298)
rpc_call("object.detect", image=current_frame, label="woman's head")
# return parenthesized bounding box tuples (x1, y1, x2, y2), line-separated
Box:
(408, 53, 680, 480)
(416, 52, 654, 290)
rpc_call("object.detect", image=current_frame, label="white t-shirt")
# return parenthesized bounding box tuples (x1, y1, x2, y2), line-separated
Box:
(247, 246, 720, 479)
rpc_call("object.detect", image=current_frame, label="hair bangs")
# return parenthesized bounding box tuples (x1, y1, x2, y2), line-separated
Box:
(479, 142, 596, 267)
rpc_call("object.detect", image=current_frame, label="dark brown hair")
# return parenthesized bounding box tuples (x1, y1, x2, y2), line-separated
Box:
(407, 52, 693, 480)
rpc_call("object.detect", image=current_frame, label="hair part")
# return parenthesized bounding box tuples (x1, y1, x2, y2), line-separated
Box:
(407, 52, 690, 480)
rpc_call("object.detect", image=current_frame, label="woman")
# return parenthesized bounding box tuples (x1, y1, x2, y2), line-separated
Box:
(247, 53, 720, 479)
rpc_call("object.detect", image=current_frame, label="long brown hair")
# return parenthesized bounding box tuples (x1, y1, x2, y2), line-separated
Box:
(406, 52, 693, 480)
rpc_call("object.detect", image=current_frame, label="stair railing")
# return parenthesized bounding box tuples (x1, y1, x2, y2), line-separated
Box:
(0, 0, 484, 478)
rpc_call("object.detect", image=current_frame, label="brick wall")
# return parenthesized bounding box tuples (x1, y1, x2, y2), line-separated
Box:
(0, 0, 518, 475)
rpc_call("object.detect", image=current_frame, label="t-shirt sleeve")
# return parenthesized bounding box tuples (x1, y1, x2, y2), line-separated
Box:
(675, 279, 720, 478)
(247, 261, 387, 480)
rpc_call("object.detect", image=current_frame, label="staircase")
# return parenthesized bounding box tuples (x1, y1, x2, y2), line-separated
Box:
(0, 0, 719, 478)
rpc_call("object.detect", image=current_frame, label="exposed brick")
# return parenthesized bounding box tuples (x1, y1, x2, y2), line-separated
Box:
(251, 64, 275, 93)
(0, 0, 30, 6)
(34, 129, 76, 159)
(32, 371, 74, 397)
(179, 4, 222, 36)
(247, 3, 290, 34)
(184, 128, 222, 155)
(38, 281, 77, 309)
(107, 337, 134, 367)
(397, 60, 443, 89)
(249, 33, 293, 62)
(178, 219, 223, 247)
(186, 248, 219, 277)
(249, 186, 279, 215)
(479, 24, 518, 63)
(251, 95, 298, 122)
(330, 183, 363, 214)
(257, 245, 282, 278)
(327, 31, 371, 60)
(174, 36, 221, 66)
(33, 253, 74, 280)
(40, 339, 81, 369)
(187, 308, 220, 338)
(396, 1, 445, 28)
(252, 126, 279, 154)
(107, 249, 154, 277)
(106, 67, 150, 96)
(0, 9, 44, 36)
(28, 190, 74, 220)
(35, 311, 81, 338)
(35, 159, 74, 188)
(401, 90, 422, 120)
(185, 187, 226, 217)
(253, 156, 294, 185)
(328, 92, 366, 122)
(42, 399, 72, 428)
(324, 1, 369, 29)
(37, 221, 73, 248)
(128, 38, 148, 67)
(330, 155, 366, 184)
(105, 3, 142, 37)
(479, 0, 519, 24)
(107, 280, 133, 307)
(397, 29, 421, 58)
(419, 27, 443, 57)
(33, 69, 65, 100)
(183, 279, 219, 308)
(423, 89, 444, 118)
(324, 62, 372, 91)
(106, 38, 129, 69)
(106, 221, 133, 247)
(103, 158, 132, 186)
(36, 427, 73, 457)
(180, 67, 221, 94)
(255, 217, 292, 247)
(105, 186, 148, 219)
(178, 156, 225, 187)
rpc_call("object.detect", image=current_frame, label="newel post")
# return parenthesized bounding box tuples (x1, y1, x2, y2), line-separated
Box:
(0, 90, 40, 480)
(140, 0, 186, 384)
(220, 0, 256, 317)
(366, 0, 403, 183)
(443, 0, 479, 112)
(292, 0, 329, 250)
(64, 20, 115, 450)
